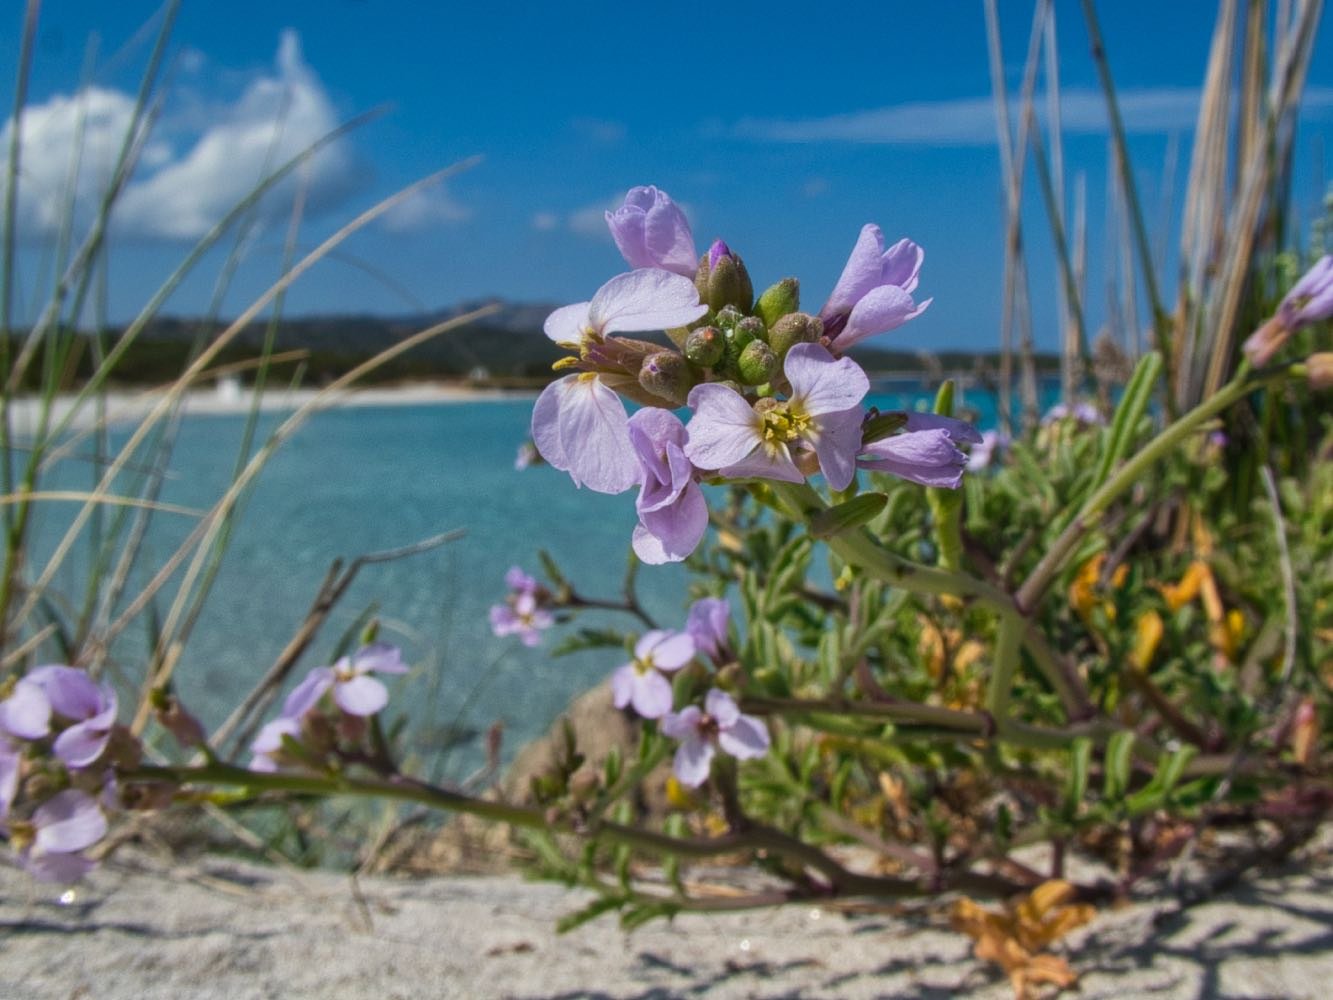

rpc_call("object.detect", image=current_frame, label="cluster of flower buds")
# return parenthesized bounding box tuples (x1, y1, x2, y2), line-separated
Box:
(250, 643, 407, 771)
(611, 597, 769, 788)
(488, 567, 555, 647)
(0, 666, 130, 882)
(531, 185, 980, 563)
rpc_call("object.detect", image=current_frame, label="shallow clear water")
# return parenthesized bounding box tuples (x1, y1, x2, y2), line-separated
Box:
(25, 378, 1056, 777)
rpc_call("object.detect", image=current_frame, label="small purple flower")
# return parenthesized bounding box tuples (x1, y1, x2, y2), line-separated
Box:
(627, 408, 708, 565)
(685, 343, 869, 490)
(1041, 401, 1103, 426)
(26, 665, 116, 770)
(859, 429, 969, 488)
(0, 679, 54, 819)
(610, 630, 695, 719)
(661, 689, 770, 789)
(249, 715, 302, 772)
(686, 598, 731, 664)
(490, 591, 555, 647)
(504, 566, 540, 596)
(1244, 256, 1333, 365)
(605, 186, 697, 277)
(818, 225, 932, 352)
(534, 269, 707, 495)
(285, 643, 408, 719)
(14, 788, 108, 883)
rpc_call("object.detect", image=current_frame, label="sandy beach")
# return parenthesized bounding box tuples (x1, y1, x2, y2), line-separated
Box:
(3, 839, 1331, 999)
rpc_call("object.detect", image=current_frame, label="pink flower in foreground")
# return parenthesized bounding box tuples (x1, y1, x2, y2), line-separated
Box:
(685, 343, 869, 490)
(661, 689, 770, 788)
(27, 665, 116, 769)
(818, 225, 931, 352)
(859, 412, 982, 489)
(610, 630, 695, 719)
(605, 186, 697, 277)
(627, 408, 708, 565)
(533, 269, 706, 495)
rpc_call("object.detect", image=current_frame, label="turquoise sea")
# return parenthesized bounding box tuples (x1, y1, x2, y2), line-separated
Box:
(28, 379, 1057, 777)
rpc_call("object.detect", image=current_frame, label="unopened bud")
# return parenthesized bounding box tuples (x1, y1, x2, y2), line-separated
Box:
(737, 340, 778, 385)
(1307, 352, 1333, 389)
(695, 239, 754, 313)
(684, 326, 725, 367)
(638, 350, 694, 405)
(755, 278, 800, 328)
(768, 312, 824, 357)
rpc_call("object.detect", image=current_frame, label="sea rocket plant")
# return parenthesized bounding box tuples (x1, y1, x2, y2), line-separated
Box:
(661, 689, 770, 788)
(610, 629, 695, 719)
(529, 183, 974, 563)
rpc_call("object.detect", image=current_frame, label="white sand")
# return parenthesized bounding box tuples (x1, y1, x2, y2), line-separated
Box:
(3, 847, 1331, 999)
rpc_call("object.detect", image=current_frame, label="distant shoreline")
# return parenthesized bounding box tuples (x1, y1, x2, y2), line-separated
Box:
(7, 381, 538, 435)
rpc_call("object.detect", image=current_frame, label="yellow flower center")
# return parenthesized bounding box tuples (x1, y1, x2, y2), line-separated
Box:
(759, 402, 812, 447)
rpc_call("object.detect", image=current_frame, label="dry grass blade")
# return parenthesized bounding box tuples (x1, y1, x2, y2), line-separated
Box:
(0, 491, 201, 517)
(16, 157, 483, 633)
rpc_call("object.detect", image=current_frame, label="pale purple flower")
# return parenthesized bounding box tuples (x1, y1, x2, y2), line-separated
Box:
(627, 408, 708, 565)
(859, 428, 969, 488)
(0, 679, 53, 819)
(605, 186, 697, 277)
(490, 591, 555, 647)
(1244, 256, 1333, 365)
(1042, 401, 1103, 426)
(967, 430, 1007, 471)
(16, 788, 107, 882)
(902, 411, 983, 445)
(661, 689, 770, 789)
(534, 269, 707, 495)
(685, 343, 869, 490)
(818, 225, 932, 351)
(26, 665, 116, 769)
(686, 598, 731, 664)
(249, 715, 302, 772)
(505, 566, 540, 596)
(286, 643, 408, 719)
(610, 630, 695, 719)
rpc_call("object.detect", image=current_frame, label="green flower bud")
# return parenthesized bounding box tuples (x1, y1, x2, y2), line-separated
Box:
(737, 340, 778, 385)
(755, 277, 800, 328)
(768, 311, 824, 357)
(736, 315, 767, 343)
(637, 350, 695, 405)
(694, 239, 754, 313)
(684, 326, 725, 367)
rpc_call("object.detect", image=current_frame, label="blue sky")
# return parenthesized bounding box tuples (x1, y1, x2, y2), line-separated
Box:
(3, 1, 1331, 350)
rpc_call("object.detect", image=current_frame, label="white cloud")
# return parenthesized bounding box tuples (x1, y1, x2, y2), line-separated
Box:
(567, 198, 616, 239)
(1, 30, 372, 243)
(570, 117, 627, 144)
(530, 210, 559, 231)
(733, 85, 1333, 146)
(378, 186, 470, 233)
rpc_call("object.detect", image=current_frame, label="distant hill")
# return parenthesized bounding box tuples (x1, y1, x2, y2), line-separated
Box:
(15, 304, 1057, 388)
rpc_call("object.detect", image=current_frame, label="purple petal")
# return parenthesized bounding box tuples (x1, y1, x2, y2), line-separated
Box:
(53, 722, 112, 769)
(820, 224, 887, 324)
(543, 302, 592, 344)
(33, 789, 107, 854)
(880, 238, 924, 293)
(505, 566, 538, 593)
(0, 679, 51, 740)
(1283, 255, 1333, 325)
(605, 186, 697, 277)
(720, 445, 804, 484)
(531, 376, 572, 473)
(490, 604, 519, 637)
(282, 667, 334, 720)
(686, 598, 730, 660)
(553, 376, 638, 495)
(587, 269, 706, 335)
(630, 670, 674, 719)
(0, 746, 18, 819)
(645, 630, 696, 671)
(811, 407, 865, 491)
(634, 482, 708, 564)
(672, 735, 715, 788)
(610, 664, 636, 710)
(251, 716, 301, 756)
(684, 384, 763, 471)
(718, 714, 771, 760)
(26, 665, 104, 721)
(354, 642, 407, 675)
(785, 343, 870, 417)
(661, 705, 702, 740)
(859, 429, 966, 488)
(23, 850, 97, 883)
(704, 688, 740, 727)
(334, 674, 389, 716)
(903, 411, 984, 445)
(833, 285, 929, 351)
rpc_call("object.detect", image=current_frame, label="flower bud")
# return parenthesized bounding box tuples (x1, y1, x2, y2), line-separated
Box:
(755, 277, 800, 328)
(684, 326, 725, 367)
(768, 312, 824, 357)
(638, 350, 695, 405)
(737, 340, 778, 385)
(694, 239, 754, 313)
(1307, 352, 1333, 389)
